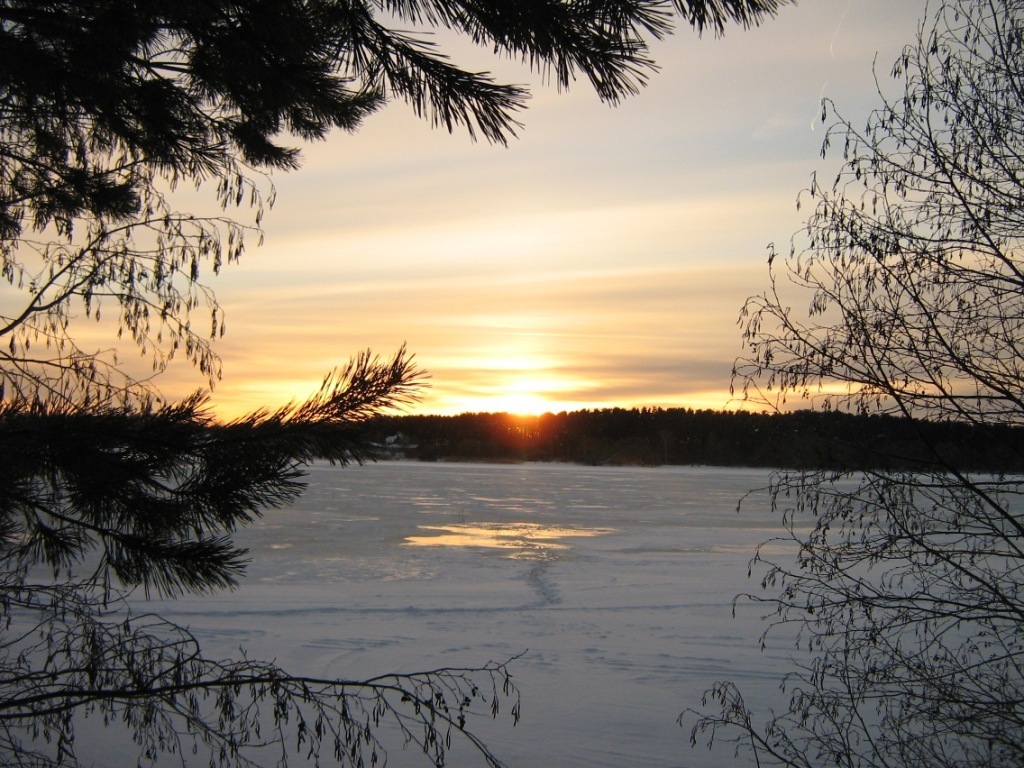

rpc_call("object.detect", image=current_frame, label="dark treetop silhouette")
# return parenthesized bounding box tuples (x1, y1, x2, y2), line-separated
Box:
(689, 1, 1024, 766)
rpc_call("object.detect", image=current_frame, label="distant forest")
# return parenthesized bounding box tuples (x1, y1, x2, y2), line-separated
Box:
(364, 408, 1024, 471)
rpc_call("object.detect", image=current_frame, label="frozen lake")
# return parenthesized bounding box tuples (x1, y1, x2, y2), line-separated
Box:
(144, 461, 796, 768)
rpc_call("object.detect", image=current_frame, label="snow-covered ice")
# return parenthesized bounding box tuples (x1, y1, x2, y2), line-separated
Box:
(131, 462, 796, 767)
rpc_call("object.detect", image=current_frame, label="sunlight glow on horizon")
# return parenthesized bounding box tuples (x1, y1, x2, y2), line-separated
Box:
(199, 361, 746, 419)
(126, 2, 929, 422)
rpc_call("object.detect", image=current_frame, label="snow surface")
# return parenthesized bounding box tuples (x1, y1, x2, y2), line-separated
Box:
(124, 462, 800, 767)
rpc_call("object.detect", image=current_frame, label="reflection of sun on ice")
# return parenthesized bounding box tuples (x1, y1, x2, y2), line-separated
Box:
(406, 523, 615, 560)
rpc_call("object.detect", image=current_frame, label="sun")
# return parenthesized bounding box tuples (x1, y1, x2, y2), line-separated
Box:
(419, 346, 595, 415)
(454, 370, 589, 415)
(485, 391, 552, 416)
(450, 386, 555, 416)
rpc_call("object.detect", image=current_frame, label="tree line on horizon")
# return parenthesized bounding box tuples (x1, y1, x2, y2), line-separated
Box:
(365, 407, 1024, 471)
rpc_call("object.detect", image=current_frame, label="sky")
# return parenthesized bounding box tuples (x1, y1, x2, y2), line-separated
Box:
(158, 0, 930, 418)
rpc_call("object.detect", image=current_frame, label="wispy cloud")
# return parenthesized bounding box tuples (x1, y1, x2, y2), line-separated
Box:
(148, 1, 929, 418)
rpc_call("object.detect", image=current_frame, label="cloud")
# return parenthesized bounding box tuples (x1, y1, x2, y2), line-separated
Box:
(147, 0, 930, 419)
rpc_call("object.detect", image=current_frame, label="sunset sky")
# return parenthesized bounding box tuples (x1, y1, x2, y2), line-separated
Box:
(162, 1, 929, 418)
